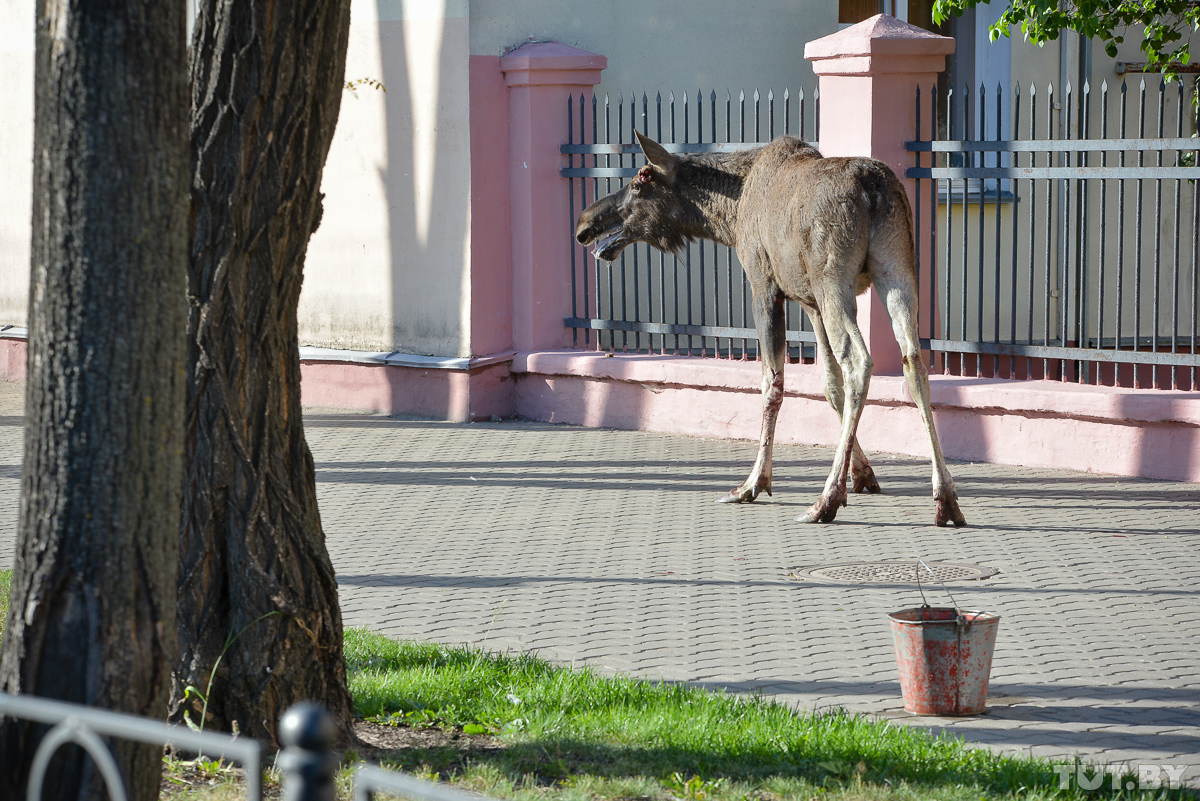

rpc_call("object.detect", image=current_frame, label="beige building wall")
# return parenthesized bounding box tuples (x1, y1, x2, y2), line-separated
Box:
(303, 0, 473, 356)
(0, 0, 34, 327)
(470, 0, 837, 136)
(301, 0, 840, 358)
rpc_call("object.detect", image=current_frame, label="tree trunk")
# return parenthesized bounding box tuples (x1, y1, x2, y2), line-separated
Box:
(173, 0, 354, 745)
(0, 1, 189, 800)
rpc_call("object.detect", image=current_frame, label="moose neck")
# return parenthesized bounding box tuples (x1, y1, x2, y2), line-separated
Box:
(675, 150, 756, 246)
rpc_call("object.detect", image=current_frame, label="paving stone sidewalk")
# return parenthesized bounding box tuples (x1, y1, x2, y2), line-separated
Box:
(1, 380, 1197, 787)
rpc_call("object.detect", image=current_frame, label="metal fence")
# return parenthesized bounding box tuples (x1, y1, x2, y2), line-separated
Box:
(0, 692, 484, 801)
(560, 87, 820, 360)
(907, 78, 1200, 390)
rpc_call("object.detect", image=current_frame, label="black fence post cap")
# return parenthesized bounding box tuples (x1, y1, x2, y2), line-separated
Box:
(280, 702, 338, 752)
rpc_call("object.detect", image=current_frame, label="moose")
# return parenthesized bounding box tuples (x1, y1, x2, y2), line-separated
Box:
(576, 132, 966, 527)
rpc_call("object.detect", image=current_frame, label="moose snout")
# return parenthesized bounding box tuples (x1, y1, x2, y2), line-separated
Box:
(575, 194, 621, 245)
(576, 211, 602, 245)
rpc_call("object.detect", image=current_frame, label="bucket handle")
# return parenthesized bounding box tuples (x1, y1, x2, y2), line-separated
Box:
(915, 558, 976, 632)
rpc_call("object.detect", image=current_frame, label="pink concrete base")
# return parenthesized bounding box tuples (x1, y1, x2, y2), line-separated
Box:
(510, 351, 1200, 483)
(5, 332, 1195, 481)
(0, 338, 26, 383)
(299, 359, 513, 422)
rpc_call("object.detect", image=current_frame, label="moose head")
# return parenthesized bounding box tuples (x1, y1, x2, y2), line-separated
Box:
(574, 130, 693, 262)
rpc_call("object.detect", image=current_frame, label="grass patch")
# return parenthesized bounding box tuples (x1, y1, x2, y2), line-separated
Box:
(344, 629, 1186, 801)
(1, 588, 1186, 800)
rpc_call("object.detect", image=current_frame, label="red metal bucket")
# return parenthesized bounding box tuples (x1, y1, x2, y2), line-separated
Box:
(888, 606, 999, 715)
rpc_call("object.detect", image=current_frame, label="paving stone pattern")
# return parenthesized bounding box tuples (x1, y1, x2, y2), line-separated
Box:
(1, 381, 1198, 785)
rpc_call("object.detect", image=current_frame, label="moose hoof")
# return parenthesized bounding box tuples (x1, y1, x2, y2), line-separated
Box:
(934, 494, 967, 527)
(796, 492, 847, 524)
(717, 484, 764, 504)
(851, 466, 881, 494)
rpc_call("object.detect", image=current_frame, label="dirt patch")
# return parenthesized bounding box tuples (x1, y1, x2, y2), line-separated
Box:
(352, 720, 506, 757)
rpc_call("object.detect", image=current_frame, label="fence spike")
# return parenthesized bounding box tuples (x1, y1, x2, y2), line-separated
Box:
(754, 88, 760, 101)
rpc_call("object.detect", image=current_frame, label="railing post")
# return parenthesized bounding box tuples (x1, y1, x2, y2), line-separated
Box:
(501, 42, 606, 352)
(805, 15, 954, 374)
(278, 703, 339, 801)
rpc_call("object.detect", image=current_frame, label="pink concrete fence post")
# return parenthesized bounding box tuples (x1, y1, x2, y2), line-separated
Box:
(806, 15, 954, 375)
(501, 42, 606, 352)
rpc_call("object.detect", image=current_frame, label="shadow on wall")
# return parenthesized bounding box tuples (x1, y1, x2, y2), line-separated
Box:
(378, 1, 471, 363)
(1123, 390, 1200, 482)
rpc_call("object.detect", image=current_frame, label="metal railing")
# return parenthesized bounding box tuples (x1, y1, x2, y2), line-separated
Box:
(0, 691, 262, 800)
(0, 692, 491, 801)
(561, 87, 819, 360)
(907, 78, 1200, 390)
(352, 766, 488, 801)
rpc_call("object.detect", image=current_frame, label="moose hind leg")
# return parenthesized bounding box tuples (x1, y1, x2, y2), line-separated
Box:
(810, 306, 880, 494)
(878, 276, 966, 526)
(719, 286, 786, 504)
(798, 292, 872, 524)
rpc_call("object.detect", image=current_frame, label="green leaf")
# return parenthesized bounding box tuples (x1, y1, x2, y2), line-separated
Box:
(462, 723, 489, 735)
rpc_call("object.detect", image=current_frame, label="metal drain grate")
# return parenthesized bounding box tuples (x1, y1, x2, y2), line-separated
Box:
(788, 561, 999, 585)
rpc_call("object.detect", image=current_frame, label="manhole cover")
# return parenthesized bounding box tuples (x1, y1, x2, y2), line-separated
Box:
(787, 560, 999, 585)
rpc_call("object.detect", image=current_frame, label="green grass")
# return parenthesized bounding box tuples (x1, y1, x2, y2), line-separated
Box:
(344, 628, 1188, 801)
(0, 577, 1187, 800)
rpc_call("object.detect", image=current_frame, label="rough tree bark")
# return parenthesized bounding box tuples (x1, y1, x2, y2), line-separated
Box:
(173, 0, 354, 744)
(0, 1, 188, 799)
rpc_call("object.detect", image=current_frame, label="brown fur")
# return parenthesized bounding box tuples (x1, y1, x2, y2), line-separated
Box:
(577, 133, 965, 527)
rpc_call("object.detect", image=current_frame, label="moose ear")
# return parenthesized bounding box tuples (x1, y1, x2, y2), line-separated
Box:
(634, 130, 678, 179)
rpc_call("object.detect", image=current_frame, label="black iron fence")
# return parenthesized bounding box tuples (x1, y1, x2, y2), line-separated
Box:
(907, 78, 1200, 390)
(559, 79, 1200, 391)
(560, 87, 820, 360)
(0, 692, 483, 801)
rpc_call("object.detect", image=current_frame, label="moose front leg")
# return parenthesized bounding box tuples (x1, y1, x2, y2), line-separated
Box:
(718, 286, 786, 504)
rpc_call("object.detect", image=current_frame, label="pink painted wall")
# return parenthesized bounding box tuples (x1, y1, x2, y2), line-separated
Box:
(469, 55, 514, 360)
(806, 15, 955, 375)
(0, 338, 26, 383)
(501, 42, 606, 353)
(510, 351, 1200, 482)
(299, 360, 512, 423)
